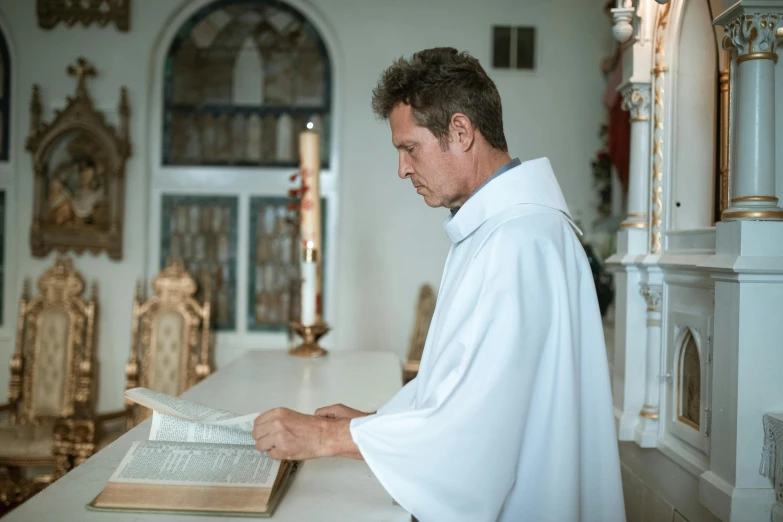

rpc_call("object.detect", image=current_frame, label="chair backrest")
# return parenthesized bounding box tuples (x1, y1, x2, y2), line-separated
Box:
(125, 259, 211, 419)
(407, 284, 436, 364)
(9, 256, 96, 424)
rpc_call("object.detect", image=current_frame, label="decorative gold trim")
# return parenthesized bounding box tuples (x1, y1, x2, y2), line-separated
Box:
(722, 209, 783, 220)
(626, 212, 646, 218)
(731, 195, 779, 203)
(736, 51, 778, 64)
(630, 116, 649, 122)
(36, 0, 130, 32)
(650, 2, 671, 254)
(620, 221, 648, 229)
(640, 409, 660, 420)
(777, 27, 783, 39)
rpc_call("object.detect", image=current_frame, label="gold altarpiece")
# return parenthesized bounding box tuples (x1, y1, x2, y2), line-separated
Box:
(26, 57, 131, 260)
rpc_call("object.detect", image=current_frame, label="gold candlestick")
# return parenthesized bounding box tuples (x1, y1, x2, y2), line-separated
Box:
(288, 320, 330, 358)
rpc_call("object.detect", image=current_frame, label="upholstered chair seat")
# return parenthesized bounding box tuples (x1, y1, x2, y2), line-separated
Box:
(0, 424, 54, 460)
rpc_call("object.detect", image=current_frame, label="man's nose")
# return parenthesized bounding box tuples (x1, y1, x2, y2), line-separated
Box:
(398, 157, 413, 179)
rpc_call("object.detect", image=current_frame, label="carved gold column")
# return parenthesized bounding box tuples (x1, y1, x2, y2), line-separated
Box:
(716, 7, 783, 220)
(637, 283, 662, 448)
(620, 84, 652, 229)
(718, 52, 731, 216)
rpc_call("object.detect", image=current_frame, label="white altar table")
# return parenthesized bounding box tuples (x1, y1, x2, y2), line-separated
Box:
(5, 350, 410, 522)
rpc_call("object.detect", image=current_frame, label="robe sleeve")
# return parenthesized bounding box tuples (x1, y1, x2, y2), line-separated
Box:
(350, 220, 572, 522)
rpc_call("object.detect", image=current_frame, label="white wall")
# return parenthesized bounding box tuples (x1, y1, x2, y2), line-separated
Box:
(0, 0, 613, 412)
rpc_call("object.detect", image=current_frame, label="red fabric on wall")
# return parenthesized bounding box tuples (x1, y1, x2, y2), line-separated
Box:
(603, 53, 630, 192)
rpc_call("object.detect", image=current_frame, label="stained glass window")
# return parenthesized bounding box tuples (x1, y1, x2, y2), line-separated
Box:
(160, 195, 238, 330)
(678, 331, 701, 430)
(247, 196, 326, 331)
(163, 0, 331, 168)
(0, 27, 10, 161)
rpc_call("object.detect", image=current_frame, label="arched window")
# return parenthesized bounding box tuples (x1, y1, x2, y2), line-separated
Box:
(162, 0, 331, 168)
(0, 26, 9, 325)
(0, 25, 9, 162)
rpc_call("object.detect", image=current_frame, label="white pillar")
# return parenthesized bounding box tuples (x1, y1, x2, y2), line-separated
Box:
(620, 84, 652, 230)
(636, 282, 662, 448)
(717, 9, 783, 220)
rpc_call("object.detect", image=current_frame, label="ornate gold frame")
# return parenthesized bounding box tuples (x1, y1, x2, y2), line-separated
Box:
(37, 0, 130, 32)
(125, 259, 212, 428)
(26, 57, 131, 260)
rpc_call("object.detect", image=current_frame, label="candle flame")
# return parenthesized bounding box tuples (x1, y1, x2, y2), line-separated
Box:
(306, 240, 314, 249)
(306, 121, 314, 130)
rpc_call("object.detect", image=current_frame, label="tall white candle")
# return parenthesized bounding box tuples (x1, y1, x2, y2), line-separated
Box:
(300, 241, 317, 326)
(299, 130, 322, 321)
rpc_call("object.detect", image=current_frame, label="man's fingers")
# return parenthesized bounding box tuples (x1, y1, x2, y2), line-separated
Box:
(314, 405, 334, 416)
(254, 407, 286, 426)
(255, 433, 276, 453)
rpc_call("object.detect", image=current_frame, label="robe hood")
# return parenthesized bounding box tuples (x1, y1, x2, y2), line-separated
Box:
(444, 157, 579, 244)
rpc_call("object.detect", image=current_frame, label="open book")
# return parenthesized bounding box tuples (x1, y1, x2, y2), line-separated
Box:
(89, 388, 298, 517)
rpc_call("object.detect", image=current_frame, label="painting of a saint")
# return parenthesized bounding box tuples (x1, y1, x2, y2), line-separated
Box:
(45, 134, 109, 229)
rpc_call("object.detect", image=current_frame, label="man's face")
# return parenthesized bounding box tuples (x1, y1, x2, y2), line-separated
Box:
(389, 103, 466, 208)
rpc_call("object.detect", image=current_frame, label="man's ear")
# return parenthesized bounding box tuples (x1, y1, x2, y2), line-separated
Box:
(450, 113, 475, 152)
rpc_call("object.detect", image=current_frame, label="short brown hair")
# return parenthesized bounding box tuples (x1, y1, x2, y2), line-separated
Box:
(372, 47, 508, 152)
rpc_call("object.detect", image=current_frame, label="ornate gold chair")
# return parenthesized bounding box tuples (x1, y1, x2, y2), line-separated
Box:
(0, 256, 97, 507)
(403, 284, 436, 385)
(122, 259, 212, 428)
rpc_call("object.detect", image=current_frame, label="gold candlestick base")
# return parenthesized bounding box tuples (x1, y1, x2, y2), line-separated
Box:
(289, 321, 330, 358)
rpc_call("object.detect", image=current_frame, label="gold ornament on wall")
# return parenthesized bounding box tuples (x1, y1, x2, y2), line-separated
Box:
(26, 57, 132, 260)
(37, 0, 130, 32)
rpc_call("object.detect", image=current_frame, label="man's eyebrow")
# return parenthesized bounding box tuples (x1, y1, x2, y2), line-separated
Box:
(393, 140, 415, 150)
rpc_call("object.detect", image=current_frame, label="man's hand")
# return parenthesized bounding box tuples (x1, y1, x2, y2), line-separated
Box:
(252, 408, 363, 461)
(314, 403, 373, 420)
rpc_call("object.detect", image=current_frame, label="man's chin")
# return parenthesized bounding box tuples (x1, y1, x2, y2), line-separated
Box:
(421, 195, 442, 208)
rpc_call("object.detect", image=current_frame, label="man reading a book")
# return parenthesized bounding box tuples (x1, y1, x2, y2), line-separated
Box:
(252, 47, 625, 522)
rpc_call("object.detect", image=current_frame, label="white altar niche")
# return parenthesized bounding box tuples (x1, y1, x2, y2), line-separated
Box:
(605, 0, 783, 521)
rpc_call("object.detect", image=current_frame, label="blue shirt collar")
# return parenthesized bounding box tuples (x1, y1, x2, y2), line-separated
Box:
(450, 157, 521, 216)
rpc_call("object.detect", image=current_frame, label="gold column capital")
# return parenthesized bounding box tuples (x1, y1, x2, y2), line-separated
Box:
(621, 84, 652, 122)
(719, 11, 782, 60)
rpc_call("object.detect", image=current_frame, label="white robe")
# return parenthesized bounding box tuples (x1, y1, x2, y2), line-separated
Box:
(350, 157, 625, 522)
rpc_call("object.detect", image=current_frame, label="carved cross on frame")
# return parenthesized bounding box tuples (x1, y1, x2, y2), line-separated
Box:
(67, 57, 97, 98)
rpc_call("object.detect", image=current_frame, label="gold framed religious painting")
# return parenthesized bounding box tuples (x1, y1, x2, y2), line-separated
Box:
(26, 57, 131, 259)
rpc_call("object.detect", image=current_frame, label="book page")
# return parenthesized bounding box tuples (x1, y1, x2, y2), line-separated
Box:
(150, 412, 256, 446)
(125, 387, 259, 432)
(109, 441, 281, 488)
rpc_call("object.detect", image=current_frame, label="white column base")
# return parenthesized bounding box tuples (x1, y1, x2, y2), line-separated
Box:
(772, 503, 783, 522)
(634, 416, 659, 448)
(616, 407, 639, 441)
(700, 471, 776, 522)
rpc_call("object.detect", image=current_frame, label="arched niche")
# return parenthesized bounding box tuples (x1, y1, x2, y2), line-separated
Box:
(668, 0, 723, 230)
(162, 0, 332, 168)
(677, 329, 701, 430)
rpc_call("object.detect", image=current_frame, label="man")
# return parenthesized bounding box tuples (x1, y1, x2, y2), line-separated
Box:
(253, 47, 625, 522)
